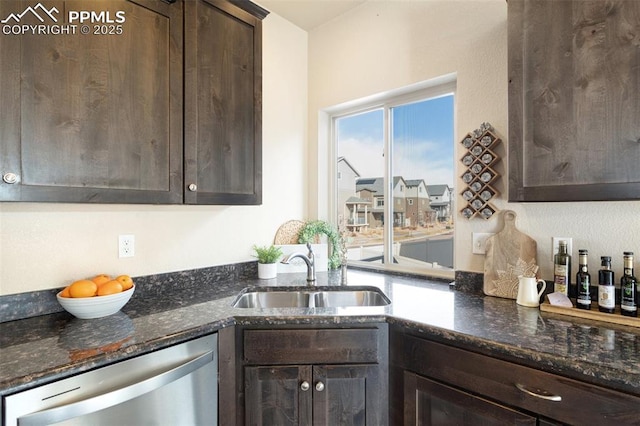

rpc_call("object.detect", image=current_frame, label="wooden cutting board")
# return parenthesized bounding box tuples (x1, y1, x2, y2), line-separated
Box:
(483, 210, 538, 299)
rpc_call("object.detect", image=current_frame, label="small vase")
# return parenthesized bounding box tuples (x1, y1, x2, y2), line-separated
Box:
(258, 263, 277, 279)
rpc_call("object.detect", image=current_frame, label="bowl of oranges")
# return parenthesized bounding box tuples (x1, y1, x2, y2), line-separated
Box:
(57, 274, 135, 319)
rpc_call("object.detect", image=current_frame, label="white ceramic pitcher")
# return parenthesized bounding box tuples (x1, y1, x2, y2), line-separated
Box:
(516, 276, 546, 307)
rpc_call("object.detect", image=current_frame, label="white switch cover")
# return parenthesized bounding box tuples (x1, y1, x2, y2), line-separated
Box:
(552, 237, 572, 261)
(472, 233, 494, 255)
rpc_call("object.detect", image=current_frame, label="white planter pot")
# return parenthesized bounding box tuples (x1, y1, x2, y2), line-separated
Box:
(257, 263, 278, 280)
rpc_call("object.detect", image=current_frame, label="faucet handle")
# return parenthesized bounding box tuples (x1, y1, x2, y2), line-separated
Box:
(306, 242, 314, 259)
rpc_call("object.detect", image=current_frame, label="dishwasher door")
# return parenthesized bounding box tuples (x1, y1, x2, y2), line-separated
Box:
(4, 334, 217, 426)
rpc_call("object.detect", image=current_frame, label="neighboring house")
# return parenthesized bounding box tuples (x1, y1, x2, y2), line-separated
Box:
(426, 184, 453, 222)
(344, 196, 371, 231)
(405, 179, 434, 226)
(337, 157, 360, 224)
(356, 176, 408, 227)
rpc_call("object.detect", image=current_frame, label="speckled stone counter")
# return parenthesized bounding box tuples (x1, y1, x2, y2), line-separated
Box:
(1, 268, 639, 399)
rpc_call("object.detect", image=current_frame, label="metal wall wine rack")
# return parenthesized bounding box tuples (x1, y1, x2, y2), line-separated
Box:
(459, 123, 501, 220)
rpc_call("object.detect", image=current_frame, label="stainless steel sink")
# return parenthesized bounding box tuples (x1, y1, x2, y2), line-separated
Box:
(232, 291, 311, 308)
(232, 286, 390, 308)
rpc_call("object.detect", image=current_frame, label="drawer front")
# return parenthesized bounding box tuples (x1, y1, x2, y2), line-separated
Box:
(402, 335, 640, 425)
(243, 327, 384, 365)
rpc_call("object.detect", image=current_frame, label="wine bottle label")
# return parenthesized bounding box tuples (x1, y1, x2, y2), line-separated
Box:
(598, 285, 615, 309)
(577, 295, 591, 306)
(554, 265, 568, 295)
(621, 285, 637, 311)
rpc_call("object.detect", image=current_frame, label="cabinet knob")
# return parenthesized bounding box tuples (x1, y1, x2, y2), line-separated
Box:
(300, 381, 310, 392)
(2, 172, 18, 184)
(188, 183, 197, 192)
(315, 382, 325, 392)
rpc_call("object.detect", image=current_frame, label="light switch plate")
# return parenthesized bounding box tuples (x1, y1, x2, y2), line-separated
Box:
(472, 232, 494, 254)
(552, 237, 572, 261)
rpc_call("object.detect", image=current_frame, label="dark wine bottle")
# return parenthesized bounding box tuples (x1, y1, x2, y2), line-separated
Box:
(598, 256, 615, 314)
(620, 252, 638, 317)
(554, 240, 571, 296)
(576, 249, 591, 310)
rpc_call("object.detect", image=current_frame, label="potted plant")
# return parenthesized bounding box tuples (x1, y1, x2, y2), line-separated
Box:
(252, 244, 283, 279)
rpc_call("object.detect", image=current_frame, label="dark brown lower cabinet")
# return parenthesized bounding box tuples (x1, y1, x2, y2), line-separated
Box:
(403, 371, 536, 426)
(223, 324, 389, 426)
(245, 364, 382, 426)
(391, 328, 640, 426)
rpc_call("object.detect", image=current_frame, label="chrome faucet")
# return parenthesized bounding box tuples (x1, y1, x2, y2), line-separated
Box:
(281, 242, 316, 284)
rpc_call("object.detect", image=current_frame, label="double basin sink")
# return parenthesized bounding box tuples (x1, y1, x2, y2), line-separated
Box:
(232, 286, 391, 309)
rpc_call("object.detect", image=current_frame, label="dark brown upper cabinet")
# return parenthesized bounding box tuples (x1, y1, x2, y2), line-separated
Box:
(0, 0, 184, 203)
(508, 0, 640, 202)
(0, 0, 267, 205)
(184, 0, 265, 205)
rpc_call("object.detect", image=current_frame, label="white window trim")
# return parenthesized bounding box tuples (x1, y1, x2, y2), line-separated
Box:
(319, 73, 457, 280)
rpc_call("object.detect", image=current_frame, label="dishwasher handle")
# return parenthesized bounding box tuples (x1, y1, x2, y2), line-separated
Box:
(18, 350, 215, 426)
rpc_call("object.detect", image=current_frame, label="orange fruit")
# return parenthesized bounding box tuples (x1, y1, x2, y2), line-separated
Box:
(60, 286, 71, 298)
(115, 275, 134, 290)
(69, 280, 98, 298)
(97, 280, 123, 296)
(91, 274, 111, 285)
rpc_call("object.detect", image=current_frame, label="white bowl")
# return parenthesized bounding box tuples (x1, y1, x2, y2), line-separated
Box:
(57, 285, 135, 319)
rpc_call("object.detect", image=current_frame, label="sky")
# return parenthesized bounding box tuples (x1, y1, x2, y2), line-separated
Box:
(337, 94, 454, 188)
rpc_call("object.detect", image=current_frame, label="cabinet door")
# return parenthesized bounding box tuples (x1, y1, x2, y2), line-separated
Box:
(403, 372, 536, 426)
(184, 0, 263, 205)
(508, 0, 640, 202)
(313, 364, 387, 426)
(244, 365, 312, 426)
(0, 0, 183, 203)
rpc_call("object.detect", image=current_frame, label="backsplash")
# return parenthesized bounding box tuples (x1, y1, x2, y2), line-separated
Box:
(0, 261, 257, 323)
(453, 270, 484, 295)
(2, 264, 484, 323)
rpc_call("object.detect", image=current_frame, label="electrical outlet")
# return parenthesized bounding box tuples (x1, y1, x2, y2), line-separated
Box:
(552, 237, 572, 260)
(118, 234, 135, 258)
(472, 232, 494, 254)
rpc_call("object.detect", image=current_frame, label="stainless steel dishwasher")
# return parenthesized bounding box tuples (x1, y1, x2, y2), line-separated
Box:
(3, 334, 217, 426)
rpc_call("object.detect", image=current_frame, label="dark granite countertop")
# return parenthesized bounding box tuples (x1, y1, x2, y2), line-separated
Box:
(1, 268, 639, 398)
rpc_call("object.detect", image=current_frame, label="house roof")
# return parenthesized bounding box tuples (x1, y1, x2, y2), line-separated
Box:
(430, 201, 450, 207)
(356, 176, 406, 194)
(426, 184, 451, 197)
(345, 196, 371, 204)
(405, 179, 425, 188)
(337, 157, 360, 177)
(356, 177, 383, 194)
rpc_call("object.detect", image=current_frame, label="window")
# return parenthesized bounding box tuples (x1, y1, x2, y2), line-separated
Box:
(333, 79, 455, 277)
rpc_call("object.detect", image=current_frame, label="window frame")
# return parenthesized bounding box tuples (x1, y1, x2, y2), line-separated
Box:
(322, 75, 457, 280)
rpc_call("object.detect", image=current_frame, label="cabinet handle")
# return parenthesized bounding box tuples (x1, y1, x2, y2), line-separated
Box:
(315, 382, 325, 392)
(2, 172, 18, 184)
(188, 183, 197, 192)
(300, 381, 310, 391)
(515, 383, 562, 402)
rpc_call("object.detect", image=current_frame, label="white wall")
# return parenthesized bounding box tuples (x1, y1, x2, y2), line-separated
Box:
(307, 0, 640, 281)
(0, 13, 309, 296)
